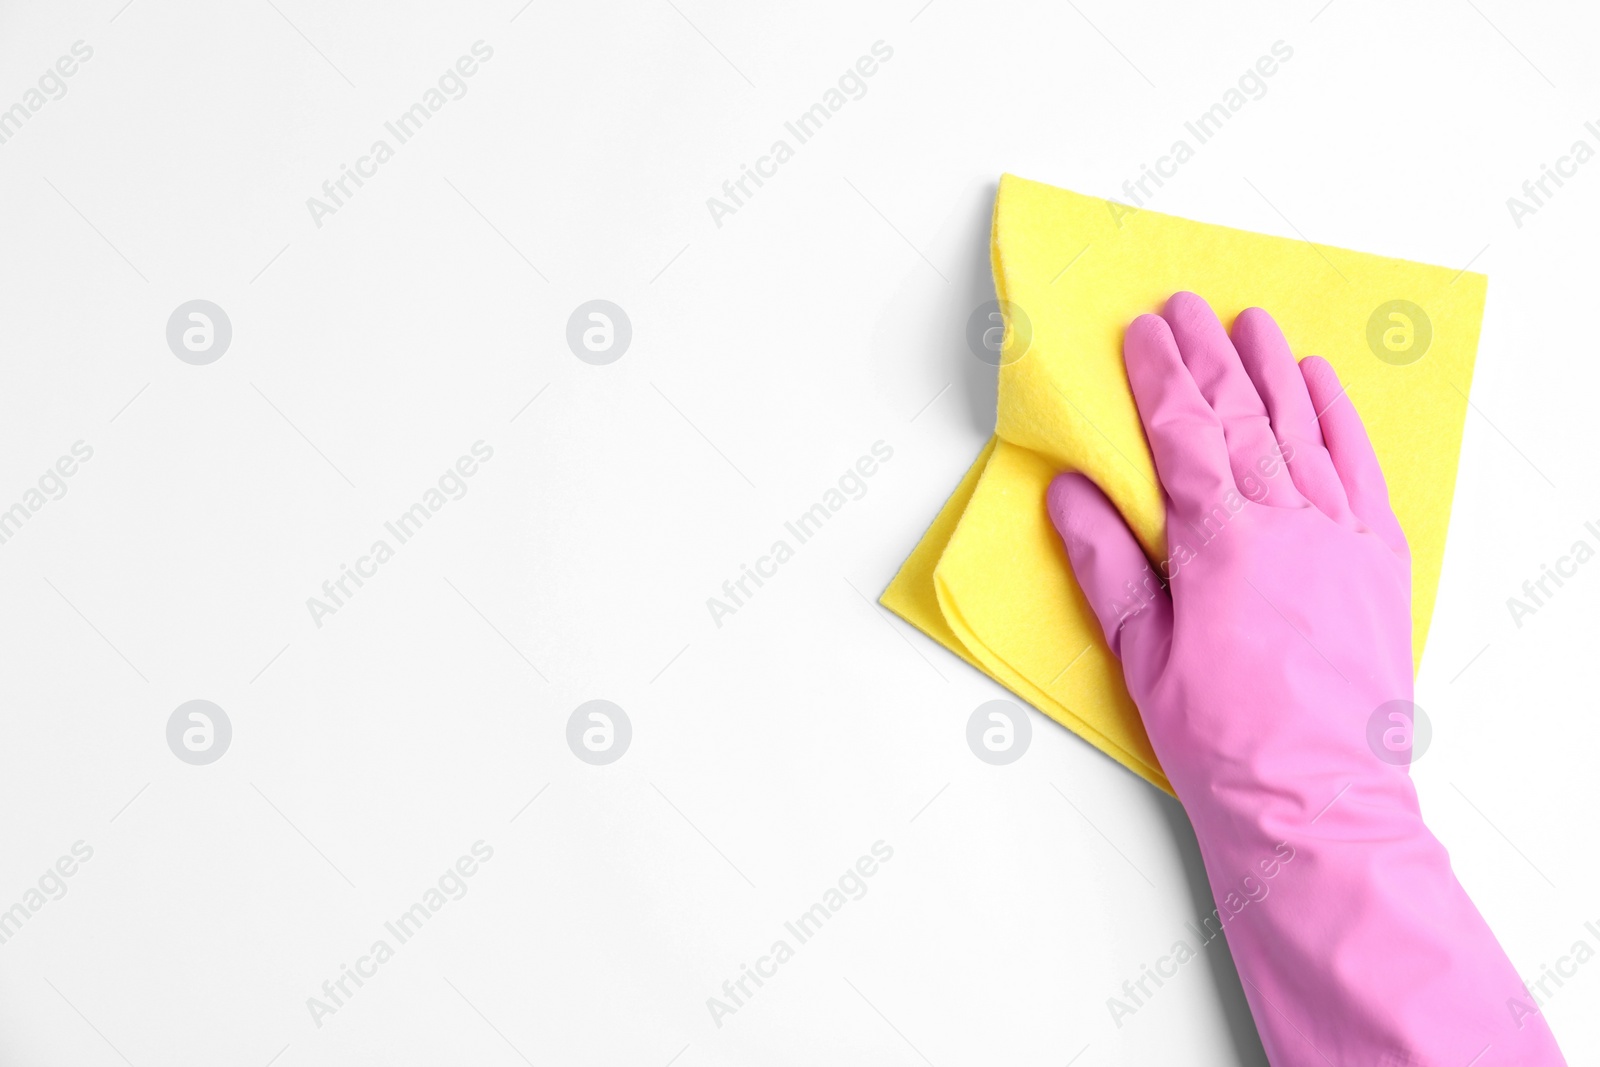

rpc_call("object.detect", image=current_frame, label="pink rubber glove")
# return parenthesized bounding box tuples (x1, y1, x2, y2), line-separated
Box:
(1048, 293, 1564, 1065)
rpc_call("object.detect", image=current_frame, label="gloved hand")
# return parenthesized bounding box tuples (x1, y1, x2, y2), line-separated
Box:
(1047, 293, 1565, 1065)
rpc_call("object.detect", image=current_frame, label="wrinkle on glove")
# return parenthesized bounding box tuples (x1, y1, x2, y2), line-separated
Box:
(881, 174, 1486, 794)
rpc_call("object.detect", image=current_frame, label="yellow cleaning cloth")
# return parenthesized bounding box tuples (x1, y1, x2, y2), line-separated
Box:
(882, 174, 1486, 795)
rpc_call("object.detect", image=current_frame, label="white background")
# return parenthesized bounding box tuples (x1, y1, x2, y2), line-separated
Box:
(0, 0, 1595, 1064)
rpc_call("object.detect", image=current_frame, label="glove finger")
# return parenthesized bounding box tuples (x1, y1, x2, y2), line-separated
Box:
(1300, 356, 1408, 557)
(1123, 312, 1237, 524)
(1163, 292, 1302, 508)
(1047, 472, 1172, 690)
(1231, 307, 1353, 522)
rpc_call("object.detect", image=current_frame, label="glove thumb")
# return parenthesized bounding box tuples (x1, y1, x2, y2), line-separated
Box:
(1046, 473, 1171, 680)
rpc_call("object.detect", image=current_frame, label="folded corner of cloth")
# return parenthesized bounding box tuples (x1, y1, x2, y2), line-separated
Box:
(881, 173, 1488, 795)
